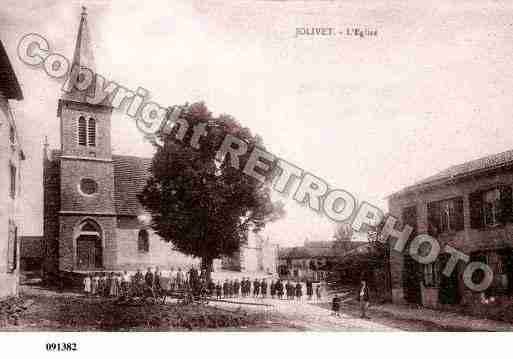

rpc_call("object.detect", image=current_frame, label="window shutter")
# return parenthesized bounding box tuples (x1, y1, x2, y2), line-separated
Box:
(469, 191, 483, 229)
(88, 118, 96, 147)
(453, 197, 464, 231)
(427, 202, 441, 235)
(7, 221, 17, 273)
(78, 117, 87, 145)
(499, 185, 513, 224)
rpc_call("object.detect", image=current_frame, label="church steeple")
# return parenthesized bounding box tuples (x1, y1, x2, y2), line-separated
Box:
(63, 6, 96, 103)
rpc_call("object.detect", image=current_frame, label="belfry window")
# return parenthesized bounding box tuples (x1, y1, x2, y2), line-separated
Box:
(88, 118, 96, 146)
(78, 117, 87, 145)
(78, 116, 96, 147)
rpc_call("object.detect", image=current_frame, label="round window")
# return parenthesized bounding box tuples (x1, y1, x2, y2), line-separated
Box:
(80, 178, 98, 195)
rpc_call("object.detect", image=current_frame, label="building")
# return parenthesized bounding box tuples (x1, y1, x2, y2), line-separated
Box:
(278, 239, 362, 281)
(389, 149, 513, 315)
(220, 232, 278, 274)
(43, 8, 276, 279)
(0, 39, 24, 297)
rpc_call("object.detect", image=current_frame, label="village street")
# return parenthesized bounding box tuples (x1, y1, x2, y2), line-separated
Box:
(2, 284, 512, 331)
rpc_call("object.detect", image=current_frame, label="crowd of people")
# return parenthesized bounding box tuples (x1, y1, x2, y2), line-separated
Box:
(211, 278, 323, 301)
(82, 266, 324, 302)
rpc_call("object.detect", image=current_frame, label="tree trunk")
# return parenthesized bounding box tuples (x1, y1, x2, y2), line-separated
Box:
(201, 257, 214, 282)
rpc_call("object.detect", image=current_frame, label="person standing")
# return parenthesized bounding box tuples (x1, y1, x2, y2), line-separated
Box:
(216, 281, 222, 299)
(295, 282, 302, 300)
(222, 279, 228, 298)
(233, 279, 240, 297)
(315, 283, 322, 301)
(109, 272, 119, 297)
(91, 273, 99, 296)
(270, 280, 276, 299)
(133, 268, 144, 296)
(260, 279, 267, 298)
(154, 267, 162, 298)
(286, 281, 293, 300)
(176, 267, 184, 290)
(169, 267, 177, 291)
(83, 274, 91, 296)
(276, 280, 284, 299)
(306, 280, 313, 300)
(253, 278, 260, 297)
(332, 294, 341, 317)
(122, 271, 131, 297)
(145, 267, 154, 295)
(358, 279, 370, 319)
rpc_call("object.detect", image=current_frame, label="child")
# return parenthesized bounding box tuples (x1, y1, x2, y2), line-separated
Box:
(83, 274, 91, 296)
(332, 295, 341, 317)
(315, 283, 322, 301)
(91, 273, 99, 296)
(215, 281, 222, 299)
(358, 279, 370, 319)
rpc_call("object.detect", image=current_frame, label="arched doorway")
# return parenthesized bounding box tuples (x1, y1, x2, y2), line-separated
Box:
(76, 220, 102, 270)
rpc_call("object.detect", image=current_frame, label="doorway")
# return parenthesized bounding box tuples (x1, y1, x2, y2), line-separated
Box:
(402, 206, 422, 305)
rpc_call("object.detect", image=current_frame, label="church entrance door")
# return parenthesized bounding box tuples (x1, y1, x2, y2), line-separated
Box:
(77, 235, 102, 270)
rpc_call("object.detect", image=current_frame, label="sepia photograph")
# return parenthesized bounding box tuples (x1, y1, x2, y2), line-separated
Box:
(1, 0, 513, 354)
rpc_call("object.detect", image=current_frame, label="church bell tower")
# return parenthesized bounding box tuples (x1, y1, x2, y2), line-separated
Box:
(56, 7, 117, 271)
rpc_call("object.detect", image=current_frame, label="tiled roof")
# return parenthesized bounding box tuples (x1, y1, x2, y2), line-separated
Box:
(391, 149, 513, 198)
(113, 155, 152, 216)
(279, 243, 335, 259)
(49, 151, 152, 216)
(0, 39, 23, 100)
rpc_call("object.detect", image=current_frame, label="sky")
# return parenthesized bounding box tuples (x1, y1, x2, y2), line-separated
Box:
(2, 0, 513, 246)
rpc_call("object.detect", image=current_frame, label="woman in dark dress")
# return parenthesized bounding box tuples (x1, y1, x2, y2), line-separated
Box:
(295, 282, 302, 300)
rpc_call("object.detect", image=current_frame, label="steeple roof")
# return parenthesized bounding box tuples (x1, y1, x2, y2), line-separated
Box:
(62, 6, 96, 103)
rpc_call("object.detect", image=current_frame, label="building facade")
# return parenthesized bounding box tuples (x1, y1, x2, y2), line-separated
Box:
(0, 39, 24, 297)
(43, 9, 276, 279)
(220, 232, 278, 274)
(278, 239, 361, 281)
(389, 149, 513, 315)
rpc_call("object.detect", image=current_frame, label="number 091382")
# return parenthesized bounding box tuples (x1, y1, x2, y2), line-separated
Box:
(45, 343, 78, 351)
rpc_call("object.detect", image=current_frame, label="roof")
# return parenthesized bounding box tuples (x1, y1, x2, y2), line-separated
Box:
(0, 39, 23, 100)
(279, 242, 336, 259)
(390, 149, 513, 198)
(49, 151, 152, 216)
(62, 7, 96, 103)
(113, 154, 152, 216)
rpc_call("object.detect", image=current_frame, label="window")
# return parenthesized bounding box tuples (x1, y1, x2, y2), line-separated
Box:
(428, 197, 464, 234)
(7, 221, 17, 273)
(78, 116, 87, 145)
(469, 186, 513, 229)
(423, 262, 437, 287)
(79, 178, 98, 196)
(484, 188, 501, 227)
(9, 164, 16, 199)
(78, 116, 96, 147)
(138, 229, 149, 252)
(88, 118, 96, 146)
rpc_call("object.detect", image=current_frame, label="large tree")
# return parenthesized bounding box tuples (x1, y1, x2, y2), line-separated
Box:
(138, 102, 284, 279)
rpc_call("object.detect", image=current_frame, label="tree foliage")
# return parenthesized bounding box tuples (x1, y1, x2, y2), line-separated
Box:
(138, 102, 285, 272)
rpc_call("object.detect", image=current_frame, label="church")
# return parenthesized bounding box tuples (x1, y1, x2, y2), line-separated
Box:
(42, 8, 277, 279)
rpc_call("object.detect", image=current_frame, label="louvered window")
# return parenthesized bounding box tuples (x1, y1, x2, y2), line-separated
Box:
(7, 220, 17, 273)
(88, 118, 96, 147)
(78, 116, 87, 145)
(78, 116, 97, 147)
